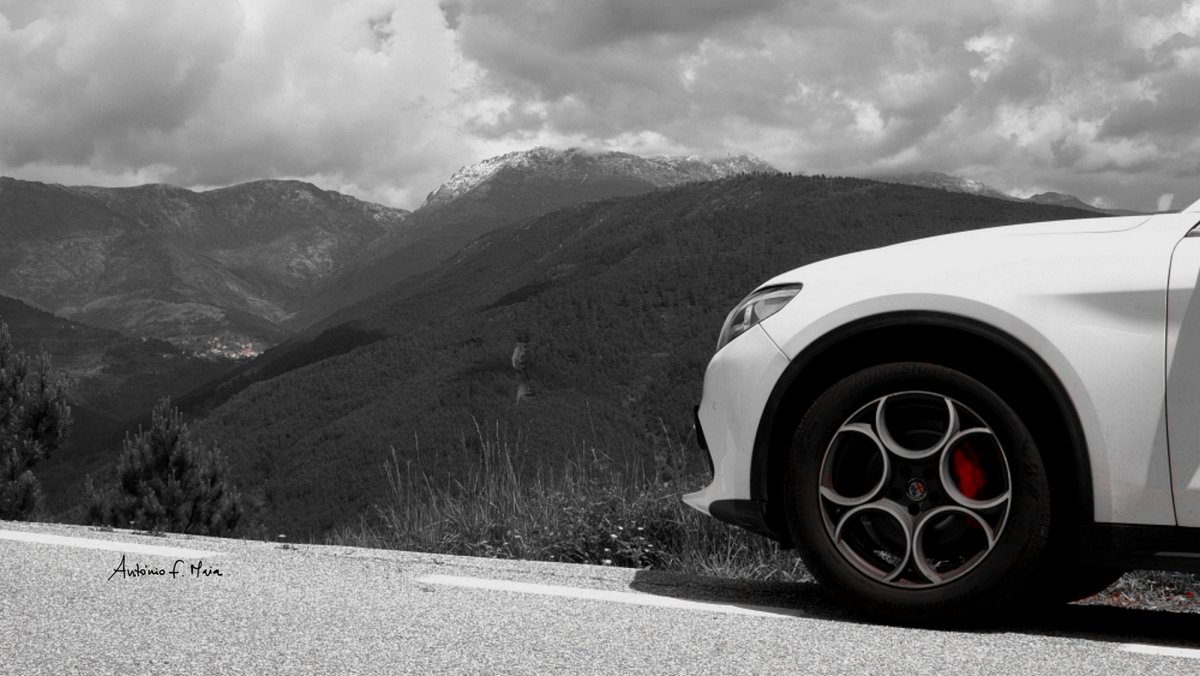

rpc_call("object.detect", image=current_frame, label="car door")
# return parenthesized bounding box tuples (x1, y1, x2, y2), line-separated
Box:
(1166, 219, 1200, 526)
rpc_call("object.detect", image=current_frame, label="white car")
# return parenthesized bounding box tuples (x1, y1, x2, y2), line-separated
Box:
(686, 197, 1200, 622)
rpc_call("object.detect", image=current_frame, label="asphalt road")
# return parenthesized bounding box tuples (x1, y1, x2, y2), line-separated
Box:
(3, 520, 1199, 674)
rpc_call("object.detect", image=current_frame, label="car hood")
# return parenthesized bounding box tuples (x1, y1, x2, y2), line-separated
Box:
(763, 214, 1154, 288)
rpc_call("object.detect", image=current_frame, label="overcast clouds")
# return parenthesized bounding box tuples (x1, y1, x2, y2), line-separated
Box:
(1, 0, 1198, 211)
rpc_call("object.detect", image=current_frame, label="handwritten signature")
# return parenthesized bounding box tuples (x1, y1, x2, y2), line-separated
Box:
(107, 554, 223, 581)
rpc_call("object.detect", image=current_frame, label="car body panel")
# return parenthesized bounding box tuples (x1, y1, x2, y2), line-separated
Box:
(1166, 227, 1200, 526)
(691, 210, 1200, 528)
(683, 324, 789, 514)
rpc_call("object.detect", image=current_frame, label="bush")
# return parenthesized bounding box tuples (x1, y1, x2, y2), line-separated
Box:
(0, 320, 72, 520)
(88, 398, 242, 535)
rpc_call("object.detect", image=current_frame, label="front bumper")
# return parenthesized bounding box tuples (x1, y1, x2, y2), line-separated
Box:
(683, 324, 790, 517)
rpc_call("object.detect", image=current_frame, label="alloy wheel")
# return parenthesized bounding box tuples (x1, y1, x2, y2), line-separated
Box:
(817, 391, 1012, 588)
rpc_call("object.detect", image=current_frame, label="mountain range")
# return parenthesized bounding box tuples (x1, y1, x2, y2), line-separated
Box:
(422, 147, 777, 210)
(0, 178, 413, 356)
(0, 151, 1126, 361)
(0, 149, 778, 356)
(187, 176, 1096, 537)
(1, 147, 780, 519)
(1, 147, 1130, 532)
(293, 148, 780, 327)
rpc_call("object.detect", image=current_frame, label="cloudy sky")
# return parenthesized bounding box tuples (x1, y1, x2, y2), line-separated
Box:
(2, 0, 1198, 212)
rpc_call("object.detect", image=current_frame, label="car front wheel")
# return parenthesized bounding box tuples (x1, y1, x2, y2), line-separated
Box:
(785, 362, 1051, 624)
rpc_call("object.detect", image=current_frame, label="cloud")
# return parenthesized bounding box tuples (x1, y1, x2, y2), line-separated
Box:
(446, 0, 1200, 211)
(0, 1, 241, 165)
(2, 0, 1199, 211)
(0, 0, 481, 208)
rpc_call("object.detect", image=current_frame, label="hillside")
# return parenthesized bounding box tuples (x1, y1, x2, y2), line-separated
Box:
(1, 150, 775, 356)
(882, 171, 1014, 201)
(180, 175, 1094, 538)
(0, 293, 121, 359)
(1025, 191, 1141, 215)
(0, 294, 235, 517)
(0, 178, 412, 354)
(296, 147, 777, 325)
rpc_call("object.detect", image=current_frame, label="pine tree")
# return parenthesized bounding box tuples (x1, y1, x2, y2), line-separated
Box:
(89, 398, 242, 535)
(0, 320, 72, 520)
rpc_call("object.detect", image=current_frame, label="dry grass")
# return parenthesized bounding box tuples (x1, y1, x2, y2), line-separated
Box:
(328, 419, 809, 581)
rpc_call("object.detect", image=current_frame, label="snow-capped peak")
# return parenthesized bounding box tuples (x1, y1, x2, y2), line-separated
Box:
(421, 147, 777, 209)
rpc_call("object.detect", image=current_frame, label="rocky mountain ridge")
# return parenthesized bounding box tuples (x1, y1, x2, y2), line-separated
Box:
(421, 147, 776, 209)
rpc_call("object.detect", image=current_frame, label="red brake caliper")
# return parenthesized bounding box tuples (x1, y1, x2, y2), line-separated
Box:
(951, 441, 986, 499)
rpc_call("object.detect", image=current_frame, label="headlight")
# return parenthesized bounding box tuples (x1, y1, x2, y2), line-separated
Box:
(716, 284, 803, 351)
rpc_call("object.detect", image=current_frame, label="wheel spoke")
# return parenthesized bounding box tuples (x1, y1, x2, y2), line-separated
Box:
(876, 394, 959, 460)
(912, 506, 997, 585)
(831, 498, 914, 584)
(819, 422, 890, 507)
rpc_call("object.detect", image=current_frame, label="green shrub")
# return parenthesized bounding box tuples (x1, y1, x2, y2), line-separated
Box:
(88, 398, 242, 535)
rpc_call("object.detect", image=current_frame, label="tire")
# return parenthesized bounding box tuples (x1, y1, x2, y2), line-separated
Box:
(784, 362, 1052, 625)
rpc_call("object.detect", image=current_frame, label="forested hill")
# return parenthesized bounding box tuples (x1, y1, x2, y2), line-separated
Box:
(191, 174, 1095, 538)
(293, 148, 776, 326)
(0, 294, 236, 518)
(0, 177, 412, 353)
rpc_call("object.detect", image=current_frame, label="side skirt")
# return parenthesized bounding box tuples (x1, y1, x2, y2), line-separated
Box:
(1080, 524, 1200, 573)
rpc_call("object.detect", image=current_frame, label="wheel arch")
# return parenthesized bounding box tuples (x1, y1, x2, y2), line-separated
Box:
(753, 311, 1092, 550)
